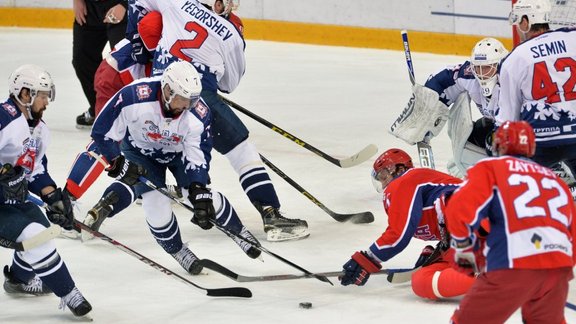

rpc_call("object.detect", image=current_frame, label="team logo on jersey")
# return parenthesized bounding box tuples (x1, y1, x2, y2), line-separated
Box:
(2, 103, 17, 116)
(195, 101, 208, 119)
(531, 233, 542, 249)
(136, 85, 153, 100)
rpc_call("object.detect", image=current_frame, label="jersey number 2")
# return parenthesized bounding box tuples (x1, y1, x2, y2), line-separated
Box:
(169, 22, 208, 61)
(532, 57, 576, 104)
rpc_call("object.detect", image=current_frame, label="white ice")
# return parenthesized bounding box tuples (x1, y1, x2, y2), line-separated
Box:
(0, 27, 574, 324)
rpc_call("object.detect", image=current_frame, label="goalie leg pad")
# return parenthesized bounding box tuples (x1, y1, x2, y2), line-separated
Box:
(389, 84, 450, 145)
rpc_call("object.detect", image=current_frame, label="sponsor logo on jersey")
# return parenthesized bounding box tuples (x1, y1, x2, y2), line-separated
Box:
(531, 233, 542, 249)
(2, 103, 17, 116)
(136, 85, 153, 100)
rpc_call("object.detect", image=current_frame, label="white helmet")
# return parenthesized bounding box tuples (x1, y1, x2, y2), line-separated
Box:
(8, 64, 55, 107)
(509, 0, 551, 26)
(470, 38, 509, 97)
(161, 60, 202, 111)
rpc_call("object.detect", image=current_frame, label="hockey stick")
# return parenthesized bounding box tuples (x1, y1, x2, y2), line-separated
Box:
(27, 196, 252, 298)
(139, 176, 334, 286)
(386, 241, 447, 284)
(259, 154, 374, 224)
(401, 30, 436, 169)
(199, 258, 412, 283)
(0, 224, 61, 251)
(220, 96, 378, 168)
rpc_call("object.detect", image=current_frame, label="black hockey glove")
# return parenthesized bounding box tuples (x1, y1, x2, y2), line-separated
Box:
(0, 164, 28, 204)
(42, 188, 74, 230)
(106, 155, 147, 186)
(340, 251, 382, 286)
(188, 184, 215, 230)
(130, 33, 152, 64)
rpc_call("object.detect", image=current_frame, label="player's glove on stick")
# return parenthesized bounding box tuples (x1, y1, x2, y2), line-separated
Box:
(0, 164, 28, 204)
(42, 188, 74, 230)
(340, 251, 382, 286)
(188, 184, 215, 230)
(106, 155, 147, 186)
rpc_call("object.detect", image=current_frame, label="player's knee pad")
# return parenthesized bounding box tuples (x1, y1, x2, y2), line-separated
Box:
(224, 140, 262, 175)
(141, 190, 173, 227)
(15, 223, 57, 267)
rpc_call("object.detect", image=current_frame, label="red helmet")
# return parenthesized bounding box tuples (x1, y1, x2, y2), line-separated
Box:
(493, 121, 536, 157)
(372, 149, 414, 192)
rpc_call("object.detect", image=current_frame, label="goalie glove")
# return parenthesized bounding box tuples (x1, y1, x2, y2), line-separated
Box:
(389, 84, 449, 145)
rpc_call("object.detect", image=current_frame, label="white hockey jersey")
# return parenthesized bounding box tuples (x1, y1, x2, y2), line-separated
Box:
(496, 28, 576, 146)
(91, 76, 213, 186)
(425, 61, 499, 119)
(0, 99, 56, 198)
(128, 0, 246, 93)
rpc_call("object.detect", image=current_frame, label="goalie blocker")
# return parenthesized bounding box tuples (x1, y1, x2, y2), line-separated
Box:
(389, 84, 449, 146)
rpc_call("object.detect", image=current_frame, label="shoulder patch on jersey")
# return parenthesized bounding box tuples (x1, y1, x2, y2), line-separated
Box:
(114, 93, 124, 107)
(136, 85, 153, 100)
(2, 103, 18, 117)
(195, 101, 208, 119)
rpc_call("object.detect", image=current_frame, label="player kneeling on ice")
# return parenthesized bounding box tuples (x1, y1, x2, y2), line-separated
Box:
(84, 60, 262, 274)
(445, 121, 576, 324)
(1, 65, 91, 317)
(339, 149, 488, 300)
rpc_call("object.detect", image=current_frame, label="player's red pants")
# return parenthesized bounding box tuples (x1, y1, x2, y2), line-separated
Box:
(94, 59, 124, 116)
(451, 267, 572, 324)
(411, 260, 475, 299)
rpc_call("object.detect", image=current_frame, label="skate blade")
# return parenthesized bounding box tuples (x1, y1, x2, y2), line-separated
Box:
(266, 227, 310, 242)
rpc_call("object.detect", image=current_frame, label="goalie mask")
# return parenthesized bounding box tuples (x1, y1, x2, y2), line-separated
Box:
(160, 61, 202, 116)
(470, 38, 508, 97)
(371, 149, 414, 193)
(8, 64, 55, 119)
(493, 121, 536, 157)
(509, 0, 551, 27)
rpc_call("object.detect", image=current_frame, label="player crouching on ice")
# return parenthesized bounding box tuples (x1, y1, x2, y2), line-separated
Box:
(339, 149, 488, 300)
(83, 60, 261, 275)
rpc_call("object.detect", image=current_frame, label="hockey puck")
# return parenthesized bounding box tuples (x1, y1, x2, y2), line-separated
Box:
(299, 302, 312, 309)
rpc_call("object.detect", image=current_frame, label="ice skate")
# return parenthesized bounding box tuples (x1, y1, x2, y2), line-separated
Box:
(255, 203, 309, 242)
(3, 265, 52, 296)
(230, 227, 262, 259)
(82, 192, 117, 241)
(59, 287, 92, 317)
(75, 110, 94, 129)
(171, 245, 203, 275)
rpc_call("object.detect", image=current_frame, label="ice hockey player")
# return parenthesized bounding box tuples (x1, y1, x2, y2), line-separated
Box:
(127, 0, 309, 241)
(389, 37, 509, 177)
(1, 64, 91, 316)
(84, 60, 262, 275)
(339, 149, 482, 300)
(446, 121, 575, 324)
(496, 0, 576, 192)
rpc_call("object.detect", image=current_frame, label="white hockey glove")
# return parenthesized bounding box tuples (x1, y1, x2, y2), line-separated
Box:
(389, 84, 449, 145)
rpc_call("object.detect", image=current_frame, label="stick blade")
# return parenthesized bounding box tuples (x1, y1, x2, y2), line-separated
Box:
(338, 144, 378, 168)
(331, 211, 375, 224)
(386, 268, 418, 283)
(206, 287, 253, 298)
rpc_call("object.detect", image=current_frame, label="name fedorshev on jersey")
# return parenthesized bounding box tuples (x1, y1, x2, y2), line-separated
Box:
(180, 1, 234, 41)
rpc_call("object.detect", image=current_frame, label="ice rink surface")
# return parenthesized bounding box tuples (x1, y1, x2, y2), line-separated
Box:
(0, 27, 575, 323)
